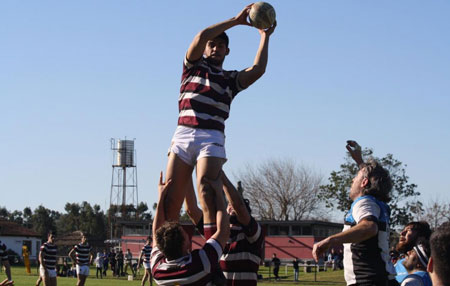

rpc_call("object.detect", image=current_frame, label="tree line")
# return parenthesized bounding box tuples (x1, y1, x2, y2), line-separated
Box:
(1, 144, 448, 240)
(0, 201, 153, 241)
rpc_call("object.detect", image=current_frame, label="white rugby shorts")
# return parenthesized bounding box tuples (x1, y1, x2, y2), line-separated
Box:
(169, 126, 226, 166)
(76, 265, 90, 276)
(143, 262, 151, 269)
(39, 266, 57, 278)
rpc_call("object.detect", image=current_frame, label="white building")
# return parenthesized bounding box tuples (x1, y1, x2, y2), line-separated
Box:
(0, 220, 41, 263)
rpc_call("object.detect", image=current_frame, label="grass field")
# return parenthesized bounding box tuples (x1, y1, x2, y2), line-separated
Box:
(5, 265, 346, 286)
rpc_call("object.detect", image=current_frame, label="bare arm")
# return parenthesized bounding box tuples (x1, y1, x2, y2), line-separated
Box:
(222, 172, 251, 226)
(184, 180, 203, 225)
(237, 22, 277, 89)
(152, 172, 172, 248)
(312, 219, 378, 261)
(186, 4, 252, 62)
(39, 249, 44, 266)
(346, 140, 364, 168)
(137, 251, 143, 266)
(68, 248, 76, 265)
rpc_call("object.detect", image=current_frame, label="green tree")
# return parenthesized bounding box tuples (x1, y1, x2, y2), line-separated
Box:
(136, 202, 153, 220)
(56, 203, 81, 234)
(8, 210, 23, 225)
(319, 146, 421, 228)
(31, 205, 59, 240)
(23, 207, 33, 228)
(57, 202, 107, 241)
(0, 207, 9, 219)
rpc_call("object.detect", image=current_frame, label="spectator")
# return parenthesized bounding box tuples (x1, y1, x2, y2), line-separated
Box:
(102, 250, 109, 277)
(292, 258, 299, 282)
(95, 252, 104, 279)
(124, 249, 135, 277)
(109, 250, 116, 277)
(272, 253, 281, 280)
(116, 250, 124, 277)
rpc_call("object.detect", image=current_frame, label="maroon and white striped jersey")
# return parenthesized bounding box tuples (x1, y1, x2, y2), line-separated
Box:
(151, 238, 222, 286)
(220, 217, 264, 286)
(40, 242, 58, 270)
(141, 244, 152, 264)
(178, 57, 245, 133)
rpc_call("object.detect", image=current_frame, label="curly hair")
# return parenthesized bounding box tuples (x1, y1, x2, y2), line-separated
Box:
(361, 159, 392, 202)
(155, 221, 185, 260)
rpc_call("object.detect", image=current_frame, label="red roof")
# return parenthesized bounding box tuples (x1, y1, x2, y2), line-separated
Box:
(0, 220, 40, 237)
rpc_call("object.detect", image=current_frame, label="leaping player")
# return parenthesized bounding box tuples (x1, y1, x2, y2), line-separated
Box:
(163, 3, 276, 238)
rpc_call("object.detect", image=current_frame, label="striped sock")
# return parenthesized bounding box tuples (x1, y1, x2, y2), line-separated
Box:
(203, 223, 217, 240)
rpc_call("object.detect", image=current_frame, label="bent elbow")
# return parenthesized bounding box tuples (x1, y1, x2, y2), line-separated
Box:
(367, 223, 378, 238)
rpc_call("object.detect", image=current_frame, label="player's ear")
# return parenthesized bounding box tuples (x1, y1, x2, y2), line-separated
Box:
(225, 47, 230, 56)
(361, 177, 369, 188)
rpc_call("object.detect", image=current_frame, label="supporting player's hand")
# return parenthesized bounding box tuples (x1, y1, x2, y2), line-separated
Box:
(312, 237, 332, 262)
(158, 172, 172, 197)
(346, 140, 364, 167)
(234, 4, 253, 26)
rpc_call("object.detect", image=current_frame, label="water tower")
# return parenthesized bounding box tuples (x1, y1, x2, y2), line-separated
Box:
(109, 138, 139, 225)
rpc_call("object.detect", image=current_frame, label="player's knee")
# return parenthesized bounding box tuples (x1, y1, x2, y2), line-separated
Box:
(198, 183, 215, 208)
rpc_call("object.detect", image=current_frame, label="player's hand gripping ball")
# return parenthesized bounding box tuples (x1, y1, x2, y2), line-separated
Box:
(249, 2, 276, 29)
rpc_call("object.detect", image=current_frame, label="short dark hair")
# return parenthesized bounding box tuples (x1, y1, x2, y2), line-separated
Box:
(216, 32, 229, 47)
(155, 221, 185, 260)
(361, 159, 392, 202)
(406, 221, 432, 240)
(430, 222, 450, 284)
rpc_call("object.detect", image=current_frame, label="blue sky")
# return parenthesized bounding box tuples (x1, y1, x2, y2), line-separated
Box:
(2, 1, 449, 220)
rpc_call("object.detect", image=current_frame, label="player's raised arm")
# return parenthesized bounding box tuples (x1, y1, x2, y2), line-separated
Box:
(152, 172, 172, 247)
(237, 21, 276, 89)
(346, 140, 365, 168)
(186, 4, 252, 63)
(221, 172, 251, 226)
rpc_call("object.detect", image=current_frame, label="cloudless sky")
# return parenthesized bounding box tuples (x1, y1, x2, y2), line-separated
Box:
(2, 1, 449, 221)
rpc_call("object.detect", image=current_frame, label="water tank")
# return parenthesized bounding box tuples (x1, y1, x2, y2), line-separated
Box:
(117, 140, 134, 167)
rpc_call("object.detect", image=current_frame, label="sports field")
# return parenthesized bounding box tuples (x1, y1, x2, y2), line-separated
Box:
(6, 266, 346, 286)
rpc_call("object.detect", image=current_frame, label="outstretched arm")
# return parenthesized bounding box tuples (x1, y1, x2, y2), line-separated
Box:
(186, 4, 252, 62)
(346, 140, 364, 168)
(312, 219, 377, 261)
(222, 172, 251, 226)
(152, 172, 172, 248)
(237, 21, 277, 89)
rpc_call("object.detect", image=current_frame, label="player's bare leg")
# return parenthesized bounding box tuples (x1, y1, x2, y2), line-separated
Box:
(164, 153, 194, 221)
(196, 157, 225, 232)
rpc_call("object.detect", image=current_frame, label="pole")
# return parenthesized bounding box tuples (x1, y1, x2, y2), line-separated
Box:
(314, 261, 317, 282)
